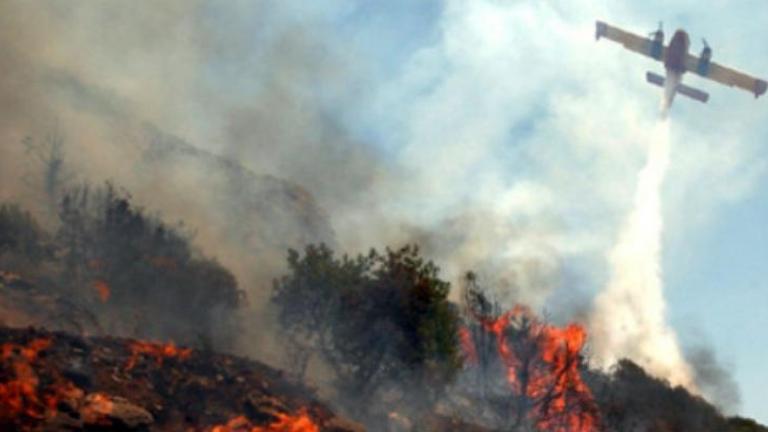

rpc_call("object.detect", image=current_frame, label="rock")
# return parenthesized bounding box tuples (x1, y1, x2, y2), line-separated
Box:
(80, 393, 154, 430)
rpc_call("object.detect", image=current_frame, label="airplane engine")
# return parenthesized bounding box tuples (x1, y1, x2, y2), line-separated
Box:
(697, 40, 712, 76)
(650, 28, 664, 60)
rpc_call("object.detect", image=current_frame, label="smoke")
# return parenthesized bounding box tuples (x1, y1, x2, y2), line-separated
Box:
(0, 1, 357, 364)
(398, 208, 563, 310)
(0, 2, 644, 301)
(0, 1, 570, 319)
(686, 345, 741, 414)
(0, 0, 647, 367)
(589, 119, 695, 388)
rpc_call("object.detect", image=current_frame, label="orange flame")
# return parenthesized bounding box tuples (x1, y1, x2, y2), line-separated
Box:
(210, 409, 319, 432)
(125, 340, 192, 371)
(93, 280, 111, 303)
(458, 326, 478, 365)
(0, 338, 50, 420)
(0, 338, 83, 423)
(79, 392, 116, 426)
(475, 305, 600, 432)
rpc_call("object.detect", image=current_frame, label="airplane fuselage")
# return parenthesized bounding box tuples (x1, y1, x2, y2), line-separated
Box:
(664, 30, 690, 73)
(661, 30, 690, 107)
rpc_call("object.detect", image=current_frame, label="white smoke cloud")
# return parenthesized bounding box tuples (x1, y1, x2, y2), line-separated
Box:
(365, 1, 657, 309)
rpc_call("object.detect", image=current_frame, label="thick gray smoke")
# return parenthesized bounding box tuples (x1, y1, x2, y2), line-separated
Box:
(0, 1, 363, 363)
(687, 345, 741, 414)
(0, 0, 568, 313)
(0, 1, 563, 368)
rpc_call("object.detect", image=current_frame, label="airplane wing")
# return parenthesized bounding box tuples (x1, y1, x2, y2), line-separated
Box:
(684, 53, 767, 98)
(595, 21, 666, 61)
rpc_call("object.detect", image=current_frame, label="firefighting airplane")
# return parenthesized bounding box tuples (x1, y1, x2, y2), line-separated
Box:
(595, 21, 766, 107)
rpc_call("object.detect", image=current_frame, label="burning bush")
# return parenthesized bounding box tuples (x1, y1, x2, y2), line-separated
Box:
(470, 307, 599, 431)
(458, 278, 599, 432)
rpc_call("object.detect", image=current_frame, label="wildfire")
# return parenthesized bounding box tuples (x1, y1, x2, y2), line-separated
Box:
(1, 338, 51, 419)
(0, 338, 82, 423)
(1, 331, 334, 431)
(467, 305, 600, 432)
(1, 335, 157, 430)
(125, 340, 192, 371)
(210, 409, 320, 432)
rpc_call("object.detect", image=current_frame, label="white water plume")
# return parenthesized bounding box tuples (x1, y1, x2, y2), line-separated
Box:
(589, 119, 695, 388)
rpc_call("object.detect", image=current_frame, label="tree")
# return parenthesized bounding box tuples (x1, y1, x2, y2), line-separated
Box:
(272, 244, 462, 419)
(22, 131, 73, 219)
(271, 244, 373, 379)
(0, 204, 52, 265)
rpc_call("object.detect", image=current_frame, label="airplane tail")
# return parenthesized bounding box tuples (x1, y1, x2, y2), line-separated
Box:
(646, 71, 709, 103)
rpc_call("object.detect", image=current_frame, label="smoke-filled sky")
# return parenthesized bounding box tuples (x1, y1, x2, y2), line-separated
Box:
(1, 0, 767, 422)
